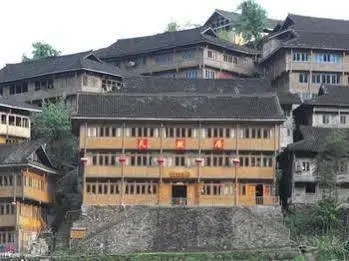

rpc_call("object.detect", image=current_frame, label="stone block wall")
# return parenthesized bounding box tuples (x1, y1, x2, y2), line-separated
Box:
(71, 205, 294, 254)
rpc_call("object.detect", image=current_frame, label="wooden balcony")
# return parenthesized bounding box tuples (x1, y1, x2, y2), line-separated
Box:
(0, 124, 30, 139)
(81, 137, 123, 149)
(82, 137, 278, 151)
(287, 61, 344, 72)
(23, 187, 53, 204)
(0, 215, 16, 226)
(238, 138, 277, 151)
(85, 165, 274, 180)
(203, 58, 254, 76)
(0, 186, 23, 198)
(237, 167, 274, 179)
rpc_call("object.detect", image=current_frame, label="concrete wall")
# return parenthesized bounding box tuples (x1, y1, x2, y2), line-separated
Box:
(71, 205, 292, 254)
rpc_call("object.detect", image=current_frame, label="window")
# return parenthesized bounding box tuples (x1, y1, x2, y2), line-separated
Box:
(341, 115, 346, 124)
(240, 184, 246, 196)
(315, 53, 341, 63)
(305, 183, 316, 194)
(185, 70, 198, 79)
(287, 129, 292, 137)
(101, 77, 122, 92)
(204, 69, 216, 79)
(313, 73, 340, 84)
(322, 115, 330, 124)
(293, 52, 309, 61)
(131, 127, 155, 137)
(207, 128, 229, 138)
(181, 50, 195, 59)
(223, 54, 233, 63)
(302, 161, 310, 172)
(299, 72, 308, 83)
(207, 50, 213, 58)
(154, 53, 173, 64)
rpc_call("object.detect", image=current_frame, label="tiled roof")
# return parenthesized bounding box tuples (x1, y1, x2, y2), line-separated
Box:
(284, 14, 349, 34)
(95, 27, 258, 60)
(121, 76, 273, 94)
(287, 126, 349, 153)
(0, 96, 41, 112)
(0, 51, 125, 84)
(0, 140, 54, 172)
(73, 92, 284, 121)
(266, 14, 349, 53)
(119, 76, 299, 105)
(210, 9, 281, 29)
(304, 85, 349, 106)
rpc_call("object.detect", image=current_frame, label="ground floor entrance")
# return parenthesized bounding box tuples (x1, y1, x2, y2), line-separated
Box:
(171, 185, 187, 205)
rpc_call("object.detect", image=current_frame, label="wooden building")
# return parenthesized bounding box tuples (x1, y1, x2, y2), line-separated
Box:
(0, 140, 57, 254)
(0, 51, 124, 107)
(261, 14, 349, 102)
(278, 85, 349, 204)
(96, 27, 259, 78)
(0, 97, 40, 144)
(72, 78, 285, 207)
(204, 9, 280, 45)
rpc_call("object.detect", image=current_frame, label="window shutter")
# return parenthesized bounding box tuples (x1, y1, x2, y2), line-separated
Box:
(230, 128, 235, 138)
(162, 129, 167, 138)
(154, 128, 159, 137)
(167, 157, 173, 167)
(192, 129, 197, 138)
(186, 158, 192, 167)
(117, 128, 122, 137)
(201, 129, 206, 138)
(125, 128, 130, 137)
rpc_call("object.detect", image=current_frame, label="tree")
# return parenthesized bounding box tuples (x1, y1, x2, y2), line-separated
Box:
(31, 99, 78, 165)
(316, 130, 348, 200)
(22, 41, 61, 62)
(165, 22, 181, 32)
(235, 0, 268, 46)
(217, 29, 233, 42)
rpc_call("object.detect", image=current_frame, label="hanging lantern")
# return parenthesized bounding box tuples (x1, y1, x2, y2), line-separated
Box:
(157, 156, 165, 165)
(195, 157, 204, 166)
(118, 156, 127, 164)
(80, 157, 89, 165)
(231, 158, 240, 167)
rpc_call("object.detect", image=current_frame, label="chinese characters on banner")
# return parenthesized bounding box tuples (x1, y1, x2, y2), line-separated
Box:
(213, 139, 224, 150)
(175, 139, 185, 150)
(137, 139, 148, 150)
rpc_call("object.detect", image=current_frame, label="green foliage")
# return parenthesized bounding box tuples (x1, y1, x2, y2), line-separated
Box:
(22, 41, 61, 61)
(166, 22, 180, 32)
(217, 29, 233, 42)
(312, 235, 349, 261)
(32, 100, 78, 164)
(317, 130, 348, 200)
(285, 200, 342, 240)
(235, 0, 268, 46)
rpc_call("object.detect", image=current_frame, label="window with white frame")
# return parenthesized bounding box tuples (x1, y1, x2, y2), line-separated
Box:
(204, 69, 216, 79)
(322, 115, 330, 124)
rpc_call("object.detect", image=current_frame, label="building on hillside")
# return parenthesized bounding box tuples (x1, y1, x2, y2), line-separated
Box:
(0, 140, 57, 254)
(260, 14, 349, 102)
(0, 51, 124, 107)
(0, 97, 40, 144)
(278, 126, 349, 204)
(95, 27, 259, 78)
(204, 9, 280, 44)
(121, 76, 300, 149)
(294, 85, 349, 128)
(71, 78, 285, 207)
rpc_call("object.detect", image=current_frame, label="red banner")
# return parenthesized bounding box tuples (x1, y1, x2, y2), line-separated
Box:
(175, 139, 186, 150)
(137, 138, 148, 150)
(213, 139, 224, 150)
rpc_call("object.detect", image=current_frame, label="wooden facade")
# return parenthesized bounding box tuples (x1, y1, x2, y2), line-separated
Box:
(79, 121, 280, 207)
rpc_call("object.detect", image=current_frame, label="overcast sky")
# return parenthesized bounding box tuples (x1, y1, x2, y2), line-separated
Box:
(1, 0, 349, 68)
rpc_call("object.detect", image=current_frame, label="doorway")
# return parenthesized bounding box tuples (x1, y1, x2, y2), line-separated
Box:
(255, 184, 264, 205)
(172, 185, 187, 205)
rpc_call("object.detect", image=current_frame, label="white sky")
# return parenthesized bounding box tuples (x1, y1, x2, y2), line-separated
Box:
(1, 0, 349, 68)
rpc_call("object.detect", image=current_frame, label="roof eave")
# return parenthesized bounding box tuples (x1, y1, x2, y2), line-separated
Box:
(71, 116, 284, 122)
